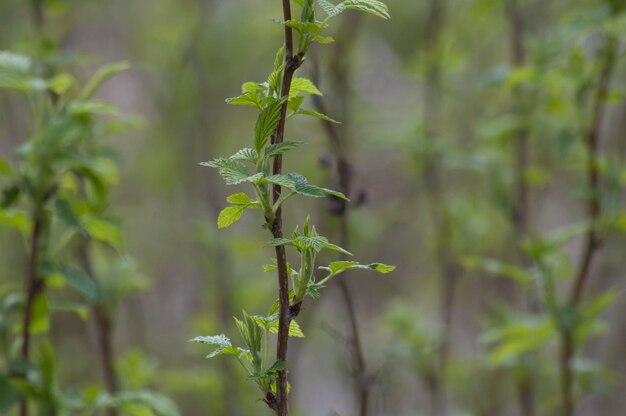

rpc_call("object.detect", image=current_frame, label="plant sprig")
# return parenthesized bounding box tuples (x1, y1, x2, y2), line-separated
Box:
(193, 1, 392, 414)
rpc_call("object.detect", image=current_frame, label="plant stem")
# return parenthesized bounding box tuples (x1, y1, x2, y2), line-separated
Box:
(503, 1, 537, 414)
(311, 51, 370, 416)
(78, 243, 118, 416)
(19, 209, 44, 416)
(270, 1, 303, 414)
(559, 35, 617, 416)
(422, 0, 452, 414)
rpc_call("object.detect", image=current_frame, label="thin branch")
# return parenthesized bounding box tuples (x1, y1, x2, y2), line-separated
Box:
(19, 211, 44, 416)
(271, 1, 303, 414)
(422, 1, 453, 414)
(311, 54, 370, 416)
(503, 1, 537, 415)
(78, 243, 119, 416)
(559, 35, 617, 416)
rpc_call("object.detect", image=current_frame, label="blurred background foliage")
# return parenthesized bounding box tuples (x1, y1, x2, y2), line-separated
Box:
(1, 0, 626, 415)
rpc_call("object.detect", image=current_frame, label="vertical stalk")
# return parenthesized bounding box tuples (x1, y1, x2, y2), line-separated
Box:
(559, 35, 617, 416)
(503, 1, 536, 415)
(271, 1, 303, 414)
(422, 0, 450, 414)
(311, 36, 370, 412)
(19, 210, 44, 416)
(78, 243, 118, 416)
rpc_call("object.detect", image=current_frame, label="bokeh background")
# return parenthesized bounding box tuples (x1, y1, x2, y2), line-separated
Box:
(1, 0, 626, 415)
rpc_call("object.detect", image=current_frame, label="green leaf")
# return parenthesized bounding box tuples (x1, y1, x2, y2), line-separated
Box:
(97, 390, 181, 416)
(47, 73, 74, 95)
(201, 158, 263, 185)
(217, 205, 247, 229)
(461, 256, 532, 287)
(255, 99, 285, 152)
(225, 91, 261, 108)
(242, 82, 268, 93)
(320, 261, 395, 277)
(288, 96, 304, 112)
(226, 192, 253, 205)
(0, 51, 47, 92)
(295, 108, 340, 123)
(218, 193, 261, 228)
(317, 0, 390, 19)
(280, 20, 327, 36)
(265, 141, 305, 158)
(81, 61, 130, 99)
(269, 319, 305, 338)
(0, 375, 22, 411)
(49, 302, 90, 320)
(30, 294, 49, 333)
(274, 46, 285, 70)
(261, 173, 347, 200)
(290, 78, 322, 97)
(61, 267, 100, 304)
(0, 158, 10, 176)
(68, 100, 121, 117)
(324, 242, 353, 256)
(268, 235, 351, 255)
(190, 334, 246, 359)
(83, 217, 123, 251)
(230, 148, 259, 162)
(0, 209, 32, 235)
(267, 360, 287, 372)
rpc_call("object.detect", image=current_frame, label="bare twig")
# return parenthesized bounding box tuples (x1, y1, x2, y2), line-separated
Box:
(559, 35, 617, 416)
(422, 1, 453, 414)
(503, 1, 537, 415)
(311, 36, 371, 413)
(78, 244, 118, 416)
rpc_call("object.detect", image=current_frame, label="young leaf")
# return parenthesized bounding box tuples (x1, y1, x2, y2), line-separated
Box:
(225, 91, 262, 108)
(190, 334, 246, 358)
(318, 0, 390, 19)
(230, 148, 259, 163)
(201, 158, 263, 185)
(255, 99, 285, 151)
(265, 141, 305, 158)
(290, 78, 322, 97)
(83, 217, 123, 251)
(260, 173, 347, 200)
(81, 61, 130, 100)
(218, 205, 247, 228)
(61, 267, 101, 304)
(295, 108, 341, 123)
(320, 261, 396, 276)
(269, 319, 305, 338)
(242, 82, 268, 93)
(226, 192, 253, 205)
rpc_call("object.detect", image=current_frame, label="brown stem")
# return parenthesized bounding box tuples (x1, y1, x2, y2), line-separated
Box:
(504, 0, 529, 239)
(559, 36, 617, 416)
(311, 57, 369, 414)
(31, 0, 44, 33)
(504, 1, 537, 414)
(19, 212, 44, 416)
(78, 244, 118, 416)
(423, 0, 452, 414)
(271, 1, 303, 414)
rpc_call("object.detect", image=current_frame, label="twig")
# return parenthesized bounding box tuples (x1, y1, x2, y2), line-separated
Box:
(19, 211, 44, 416)
(271, 1, 304, 414)
(422, 1, 453, 414)
(559, 35, 617, 416)
(78, 243, 119, 416)
(311, 48, 371, 415)
(503, 1, 537, 415)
